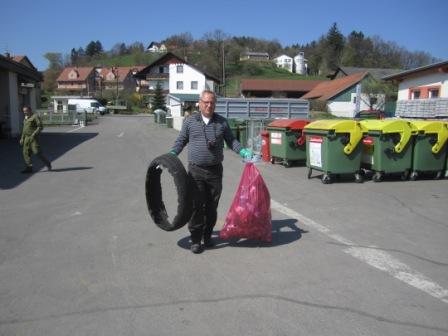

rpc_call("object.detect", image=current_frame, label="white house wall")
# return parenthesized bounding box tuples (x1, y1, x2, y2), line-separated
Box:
(327, 93, 374, 118)
(169, 64, 205, 94)
(397, 72, 448, 100)
(8, 72, 20, 136)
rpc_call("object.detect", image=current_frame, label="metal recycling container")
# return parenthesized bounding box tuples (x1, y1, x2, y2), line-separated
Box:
(409, 120, 448, 180)
(303, 120, 366, 184)
(166, 116, 173, 128)
(266, 119, 310, 167)
(360, 119, 417, 182)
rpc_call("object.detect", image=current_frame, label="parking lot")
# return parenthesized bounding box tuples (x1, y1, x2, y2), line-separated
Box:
(1, 115, 447, 335)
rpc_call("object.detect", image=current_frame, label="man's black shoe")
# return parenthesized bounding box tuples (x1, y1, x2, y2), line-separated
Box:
(190, 243, 203, 254)
(203, 237, 215, 248)
(47, 163, 52, 171)
(20, 167, 33, 174)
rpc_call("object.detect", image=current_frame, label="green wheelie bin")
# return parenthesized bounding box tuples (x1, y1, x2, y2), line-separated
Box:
(267, 119, 310, 167)
(303, 120, 366, 184)
(409, 120, 448, 180)
(360, 119, 417, 182)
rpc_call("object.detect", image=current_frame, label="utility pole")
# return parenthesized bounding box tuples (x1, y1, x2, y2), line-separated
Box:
(222, 42, 226, 97)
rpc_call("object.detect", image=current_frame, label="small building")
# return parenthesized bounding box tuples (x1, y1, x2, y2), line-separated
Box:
(241, 79, 324, 98)
(146, 42, 167, 53)
(328, 66, 402, 80)
(0, 53, 42, 137)
(273, 55, 293, 73)
(240, 51, 270, 61)
(382, 60, 448, 118)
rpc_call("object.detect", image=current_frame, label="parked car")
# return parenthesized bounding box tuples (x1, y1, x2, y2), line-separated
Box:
(355, 109, 385, 119)
(68, 98, 107, 115)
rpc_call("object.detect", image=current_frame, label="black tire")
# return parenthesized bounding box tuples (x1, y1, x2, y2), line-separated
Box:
(410, 171, 418, 181)
(145, 153, 193, 231)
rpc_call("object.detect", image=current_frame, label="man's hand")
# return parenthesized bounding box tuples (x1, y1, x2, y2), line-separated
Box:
(239, 148, 253, 159)
(19, 139, 23, 146)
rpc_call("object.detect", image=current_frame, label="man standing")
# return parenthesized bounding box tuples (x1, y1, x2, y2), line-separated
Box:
(170, 90, 252, 254)
(19, 106, 52, 173)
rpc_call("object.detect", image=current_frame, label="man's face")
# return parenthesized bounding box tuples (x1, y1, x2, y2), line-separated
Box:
(198, 93, 216, 119)
(22, 108, 31, 117)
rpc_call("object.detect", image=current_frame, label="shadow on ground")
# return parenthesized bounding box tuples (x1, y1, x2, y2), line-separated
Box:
(177, 218, 308, 250)
(0, 132, 98, 189)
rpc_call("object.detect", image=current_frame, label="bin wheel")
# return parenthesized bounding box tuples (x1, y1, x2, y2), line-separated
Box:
(410, 171, 418, 181)
(373, 172, 383, 182)
(322, 174, 332, 184)
(307, 168, 312, 179)
(401, 170, 410, 181)
(355, 172, 363, 183)
(284, 160, 291, 168)
(435, 171, 443, 180)
(270, 157, 276, 164)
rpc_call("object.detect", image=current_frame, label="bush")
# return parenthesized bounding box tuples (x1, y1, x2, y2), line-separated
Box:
(309, 99, 328, 113)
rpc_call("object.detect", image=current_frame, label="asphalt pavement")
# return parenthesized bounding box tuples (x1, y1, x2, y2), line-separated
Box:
(0, 115, 447, 336)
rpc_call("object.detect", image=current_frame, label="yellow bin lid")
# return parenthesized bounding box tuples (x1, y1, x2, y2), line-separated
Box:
(360, 119, 417, 153)
(304, 119, 365, 155)
(410, 120, 448, 154)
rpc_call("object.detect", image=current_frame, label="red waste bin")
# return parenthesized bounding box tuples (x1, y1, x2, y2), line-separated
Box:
(261, 130, 270, 162)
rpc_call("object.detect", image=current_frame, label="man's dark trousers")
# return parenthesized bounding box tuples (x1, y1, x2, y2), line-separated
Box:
(188, 163, 223, 244)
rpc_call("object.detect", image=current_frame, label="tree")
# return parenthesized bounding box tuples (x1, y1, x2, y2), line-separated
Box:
(321, 23, 345, 73)
(42, 52, 64, 92)
(85, 40, 103, 57)
(151, 82, 166, 112)
(361, 76, 397, 110)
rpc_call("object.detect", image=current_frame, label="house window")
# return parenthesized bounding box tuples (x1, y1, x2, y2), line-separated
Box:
(159, 66, 164, 74)
(429, 88, 439, 98)
(191, 81, 198, 90)
(176, 81, 183, 90)
(411, 90, 421, 99)
(177, 65, 184, 73)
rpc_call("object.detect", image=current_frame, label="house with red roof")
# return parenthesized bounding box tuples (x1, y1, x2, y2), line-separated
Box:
(97, 66, 145, 97)
(241, 79, 324, 98)
(302, 72, 380, 118)
(56, 67, 97, 96)
(0, 53, 42, 137)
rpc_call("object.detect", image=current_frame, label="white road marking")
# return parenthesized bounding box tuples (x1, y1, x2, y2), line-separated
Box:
(67, 125, 85, 133)
(270, 199, 448, 304)
(117, 132, 124, 138)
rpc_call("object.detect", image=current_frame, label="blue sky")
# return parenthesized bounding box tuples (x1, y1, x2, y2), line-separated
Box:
(1, 0, 447, 71)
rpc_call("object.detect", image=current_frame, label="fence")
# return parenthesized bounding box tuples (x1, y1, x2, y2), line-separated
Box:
(37, 107, 98, 126)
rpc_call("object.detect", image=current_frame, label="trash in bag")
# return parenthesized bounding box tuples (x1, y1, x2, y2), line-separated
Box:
(220, 162, 272, 242)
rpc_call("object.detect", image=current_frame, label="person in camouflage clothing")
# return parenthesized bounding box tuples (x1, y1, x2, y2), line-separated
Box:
(19, 106, 52, 174)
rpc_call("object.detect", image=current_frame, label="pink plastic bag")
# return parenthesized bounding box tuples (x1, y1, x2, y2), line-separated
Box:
(220, 163, 272, 242)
